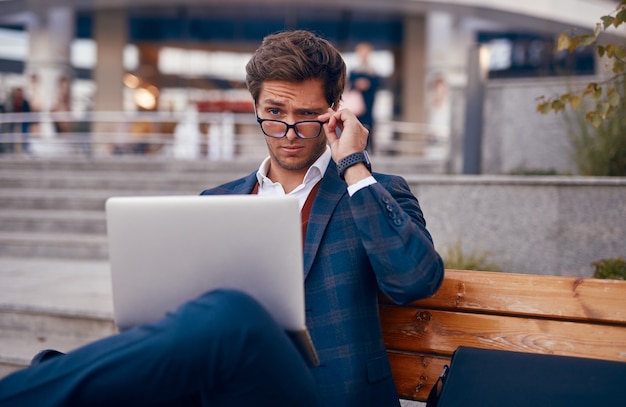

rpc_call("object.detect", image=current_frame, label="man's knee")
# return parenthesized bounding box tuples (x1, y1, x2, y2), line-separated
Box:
(172, 289, 276, 346)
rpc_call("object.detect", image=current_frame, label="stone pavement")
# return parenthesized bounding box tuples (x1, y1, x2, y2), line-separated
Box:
(0, 257, 118, 379)
(0, 257, 113, 318)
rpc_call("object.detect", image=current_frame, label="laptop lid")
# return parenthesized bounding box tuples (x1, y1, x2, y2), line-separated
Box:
(105, 195, 305, 332)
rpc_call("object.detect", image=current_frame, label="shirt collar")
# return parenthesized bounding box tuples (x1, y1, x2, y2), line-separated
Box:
(256, 145, 331, 189)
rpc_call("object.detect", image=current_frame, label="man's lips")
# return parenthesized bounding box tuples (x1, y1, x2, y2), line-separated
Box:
(281, 145, 304, 154)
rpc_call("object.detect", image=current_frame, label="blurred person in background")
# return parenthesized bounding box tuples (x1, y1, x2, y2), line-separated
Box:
(5, 87, 32, 154)
(347, 42, 380, 153)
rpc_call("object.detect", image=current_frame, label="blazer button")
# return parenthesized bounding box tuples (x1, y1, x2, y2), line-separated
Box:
(393, 218, 402, 226)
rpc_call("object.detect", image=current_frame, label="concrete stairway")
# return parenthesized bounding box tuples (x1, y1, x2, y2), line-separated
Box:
(0, 305, 117, 378)
(0, 157, 259, 260)
(0, 155, 442, 261)
(0, 154, 442, 378)
(0, 156, 259, 377)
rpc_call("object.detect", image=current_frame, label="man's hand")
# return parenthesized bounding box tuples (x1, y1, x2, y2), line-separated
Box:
(319, 108, 371, 184)
(320, 108, 369, 162)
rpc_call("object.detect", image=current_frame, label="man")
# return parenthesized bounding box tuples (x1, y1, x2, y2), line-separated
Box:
(0, 30, 443, 407)
(5, 87, 32, 154)
(348, 42, 380, 152)
(202, 30, 443, 405)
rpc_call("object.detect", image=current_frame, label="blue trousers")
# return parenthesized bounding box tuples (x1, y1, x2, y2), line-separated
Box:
(0, 289, 321, 407)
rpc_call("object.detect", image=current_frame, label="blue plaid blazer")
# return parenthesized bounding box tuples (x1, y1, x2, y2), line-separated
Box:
(201, 160, 444, 407)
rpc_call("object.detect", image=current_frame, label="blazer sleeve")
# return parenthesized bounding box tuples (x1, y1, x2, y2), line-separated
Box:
(348, 174, 444, 304)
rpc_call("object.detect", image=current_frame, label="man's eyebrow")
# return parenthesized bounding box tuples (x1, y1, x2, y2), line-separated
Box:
(259, 99, 286, 107)
(258, 100, 325, 113)
(294, 107, 325, 114)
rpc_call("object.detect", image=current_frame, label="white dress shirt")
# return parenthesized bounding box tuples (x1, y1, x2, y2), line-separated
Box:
(256, 146, 376, 209)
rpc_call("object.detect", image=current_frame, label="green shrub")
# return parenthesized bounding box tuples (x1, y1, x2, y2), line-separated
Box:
(592, 257, 626, 280)
(441, 240, 501, 272)
(565, 79, 626, 176)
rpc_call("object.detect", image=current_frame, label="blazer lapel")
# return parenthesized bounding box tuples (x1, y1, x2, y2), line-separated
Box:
(303, 161, 346, 279)
(216, 172, 257, 194)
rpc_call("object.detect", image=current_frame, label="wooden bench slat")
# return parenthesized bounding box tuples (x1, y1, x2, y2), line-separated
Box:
(380, 270, 626, 402)
(387, 352, 449, 402)
(401, 270, 626, 325)
(381, 306, 626, 362)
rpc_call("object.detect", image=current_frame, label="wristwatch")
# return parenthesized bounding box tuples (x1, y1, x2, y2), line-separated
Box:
(337, 150, 372, 180)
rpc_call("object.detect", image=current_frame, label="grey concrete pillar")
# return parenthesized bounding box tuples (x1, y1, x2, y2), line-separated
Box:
(400, 15, 426, 156)
(402, 15, 426, 125)
(424, 11, 455, 160)
(462, 45, 488, 174)
(92, 8, 127, 154)
(25, 6, 74, 113)
(93, 8, 127, 113)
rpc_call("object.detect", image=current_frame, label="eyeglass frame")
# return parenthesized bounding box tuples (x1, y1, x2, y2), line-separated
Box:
(256, 116, 325, 139)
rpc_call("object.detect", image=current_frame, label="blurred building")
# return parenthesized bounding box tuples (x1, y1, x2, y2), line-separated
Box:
(0, 0, 617, 170)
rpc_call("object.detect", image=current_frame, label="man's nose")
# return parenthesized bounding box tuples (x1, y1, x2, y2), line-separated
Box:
(285, 125, 299, 140)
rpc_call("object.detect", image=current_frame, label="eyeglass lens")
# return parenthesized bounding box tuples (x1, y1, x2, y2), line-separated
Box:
(261, 120, 322, 139)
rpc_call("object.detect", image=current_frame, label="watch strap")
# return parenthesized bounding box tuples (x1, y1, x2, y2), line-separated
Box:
(337, 151, 371, 180)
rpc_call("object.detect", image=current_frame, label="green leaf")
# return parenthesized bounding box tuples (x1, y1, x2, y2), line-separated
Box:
(551, 99, 565, 112)
(601, 16, 615, 30)
(608, 88, 621, 107)
(614, 46, 626, 59)
(587, 111, 603, 128)
(616, 9, 626, 26)
(569, 95, 583, 110)
(579, 34, 597, 48)
(598, 45, 606, 57)
(605, 44, 616, 58)
(556, 33, 571, 51)
(536, 101, 551, 115)
(606, 86, 621, 106)
(593, 23, 602, 37)
(605, 105, 616, 118)
(597, 101, 611, 116)
(592, 85, 603, 100)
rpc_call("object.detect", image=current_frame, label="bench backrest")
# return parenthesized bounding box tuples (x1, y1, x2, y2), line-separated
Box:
(379, 269, 626, 401)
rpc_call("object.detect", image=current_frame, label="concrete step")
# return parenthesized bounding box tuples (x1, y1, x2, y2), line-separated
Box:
(0, 170, 246, 192)
(0, 307, 117, 377)
(0, 209, 106, 234)
(0, 156, 260, 174)
(0, 155, 445, 262)
(0, 188, 178, 211)
(0, 155, 444, 177)
(0, 232, 109, 260)
(0, 190, 108, 211)
(0, 257, 114, 378)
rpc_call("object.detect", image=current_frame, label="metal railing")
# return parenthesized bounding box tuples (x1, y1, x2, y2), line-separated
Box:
(0, 111, 450, 160)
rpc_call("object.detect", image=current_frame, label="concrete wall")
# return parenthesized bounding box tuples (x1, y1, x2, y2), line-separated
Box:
(406, 175, 626, 277)
(447, 76, 597, 175)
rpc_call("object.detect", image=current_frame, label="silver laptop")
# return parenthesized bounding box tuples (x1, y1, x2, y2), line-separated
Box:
(105, 195, 319, 367)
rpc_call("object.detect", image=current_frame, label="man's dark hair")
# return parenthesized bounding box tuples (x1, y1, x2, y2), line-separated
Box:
(246, 30, 346, 108)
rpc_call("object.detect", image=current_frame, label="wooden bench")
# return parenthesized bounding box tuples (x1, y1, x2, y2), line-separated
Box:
(379, 269, 626, 402)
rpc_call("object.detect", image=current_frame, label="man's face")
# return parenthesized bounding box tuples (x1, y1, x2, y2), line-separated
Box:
(256, 79, 330, 174)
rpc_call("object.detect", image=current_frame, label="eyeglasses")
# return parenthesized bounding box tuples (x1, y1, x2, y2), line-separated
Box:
(256, 117, 324, 139)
